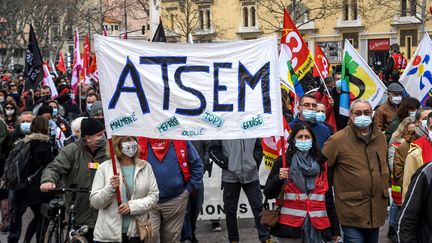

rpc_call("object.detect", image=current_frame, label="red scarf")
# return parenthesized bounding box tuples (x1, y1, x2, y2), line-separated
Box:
(149, 139, 171, 161)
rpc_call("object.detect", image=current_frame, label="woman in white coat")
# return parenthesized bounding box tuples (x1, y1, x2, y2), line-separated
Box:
(90, 136, 159, 243)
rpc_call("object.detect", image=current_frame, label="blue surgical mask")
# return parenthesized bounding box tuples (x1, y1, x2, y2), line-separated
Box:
(52, 108, 58, 117)
(302, 109, 317, 122)
(86, 103, 93, 112)
(409, 111, 416, 118)
(316, 112, 326, 123)
(336, 80, 342, 90)
(354, 115, 372, 128)
(20, 122, 31, 134)
(295, 139, 313, 152)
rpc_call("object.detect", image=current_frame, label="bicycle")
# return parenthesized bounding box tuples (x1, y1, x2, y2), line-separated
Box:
(40, 186, 90, 243)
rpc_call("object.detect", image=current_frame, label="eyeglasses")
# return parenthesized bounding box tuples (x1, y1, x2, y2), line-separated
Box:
(352, 110, 372, 117)
(301, 103, 318, 108)
(5, 107, 14, 110)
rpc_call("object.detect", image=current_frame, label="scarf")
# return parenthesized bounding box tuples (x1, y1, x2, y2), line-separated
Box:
(149, 139, 171, 161)
(290, 152, 323, 243)
(289, 151, 320, 193)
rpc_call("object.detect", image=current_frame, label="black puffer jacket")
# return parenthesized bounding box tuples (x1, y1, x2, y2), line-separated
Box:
(15, 133, 55, 206)
(263, 151, 340, 240)
(397, 162, 432, 243)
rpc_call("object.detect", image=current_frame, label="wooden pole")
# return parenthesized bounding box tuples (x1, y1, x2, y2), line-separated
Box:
(108, 138, 122, 204)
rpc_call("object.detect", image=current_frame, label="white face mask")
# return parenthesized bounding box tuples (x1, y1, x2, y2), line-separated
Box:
(429, 131, 432, 141)
(121, 141, 138, 158)
(0, 96, 4, 102)
(5, 109, 14, 116)
(422, 120, 428, 130)
(391, 95, 402, 105)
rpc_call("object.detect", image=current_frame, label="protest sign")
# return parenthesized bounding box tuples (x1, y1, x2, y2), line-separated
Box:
(95, 35, 282, 140)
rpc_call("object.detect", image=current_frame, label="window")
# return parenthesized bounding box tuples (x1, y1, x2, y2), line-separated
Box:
(406, 36, 412, 59)
(206, 10, 211, 29)
(351, 0, 358, 20)
(111, 25, 114, 31)
(198, 7, 211, 30)
(114, 25, 119, 30)
(401, 0, 416, 16)
(343, 0, 349, 20)
(343, 32, 359, 48)
(400, 29, 418, 47)
(243, 7, 249, 27)
(199, 10, 204, 29)
(142, 25, 146, 35)
(342, 0, 358, 20)
(287, 1, 309, 23)
(250, 6, 256, 27)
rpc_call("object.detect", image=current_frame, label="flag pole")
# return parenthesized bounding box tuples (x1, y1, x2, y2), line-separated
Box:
(313, 61, 331, 97)
(108, 138, 122, 204)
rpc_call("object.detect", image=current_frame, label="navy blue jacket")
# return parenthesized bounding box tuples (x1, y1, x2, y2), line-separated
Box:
(147, 141, 204, 203)
(289, 118, 331, 148)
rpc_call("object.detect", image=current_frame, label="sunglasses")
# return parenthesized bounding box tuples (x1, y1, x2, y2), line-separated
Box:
(5, 107, 14, 110)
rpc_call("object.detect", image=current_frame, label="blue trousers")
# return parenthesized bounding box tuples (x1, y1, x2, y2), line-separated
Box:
(341, 226, 379, 243)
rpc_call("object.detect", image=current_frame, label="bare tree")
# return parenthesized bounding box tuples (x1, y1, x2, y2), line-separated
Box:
(0, 0, 34, 68)
(162, 0, 200, 39)
(257, 0, 343, 34)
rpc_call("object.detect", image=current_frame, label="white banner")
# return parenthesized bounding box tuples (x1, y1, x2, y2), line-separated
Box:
(400, 34, 432, 104)
(95, 35, 282, 140)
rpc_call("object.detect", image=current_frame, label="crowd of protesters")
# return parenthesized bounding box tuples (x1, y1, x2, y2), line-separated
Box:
(0, 49, 432, 243)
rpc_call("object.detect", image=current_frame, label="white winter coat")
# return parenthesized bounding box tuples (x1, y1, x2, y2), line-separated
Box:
(90, 157, 159, 242)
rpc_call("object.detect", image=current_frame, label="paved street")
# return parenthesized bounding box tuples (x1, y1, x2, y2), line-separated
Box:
(0, 208, 391, 243)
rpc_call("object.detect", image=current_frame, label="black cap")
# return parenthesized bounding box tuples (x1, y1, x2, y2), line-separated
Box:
(81, 118, 105, 137)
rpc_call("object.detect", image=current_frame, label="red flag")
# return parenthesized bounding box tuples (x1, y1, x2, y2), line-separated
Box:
(281, 8, 314, 80)
(56, 51, 67, 73)
(80, 35, 91, 84)
(88, 54, 99, 82)
(313, 44, 331, 79)
(262, 116, 291, 168)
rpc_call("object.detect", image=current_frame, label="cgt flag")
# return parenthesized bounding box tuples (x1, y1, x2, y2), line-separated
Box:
(24, 25, 44, 91)
(400, 34, 432, 105)
(340, 40, 386, 116)
(281, 8, 314, 80)
(313, 44, 332, 79)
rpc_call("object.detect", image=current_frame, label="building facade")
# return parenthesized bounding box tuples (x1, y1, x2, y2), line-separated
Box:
(161, 0, 432, 73)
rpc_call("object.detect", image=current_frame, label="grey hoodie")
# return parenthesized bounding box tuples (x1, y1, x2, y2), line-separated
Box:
(209, 138, 263, 184)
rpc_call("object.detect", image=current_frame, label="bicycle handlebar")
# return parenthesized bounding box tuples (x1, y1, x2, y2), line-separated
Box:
(54, 187, 89, 194)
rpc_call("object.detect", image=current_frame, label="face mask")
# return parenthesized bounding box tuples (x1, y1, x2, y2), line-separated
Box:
(316, 112, 326, 123)
(52, 108, 58, 117)
(429, 131, 432, 141)
(409, 111, 416, 118)
(422, 120, 428, 130)
(302, 109, 316, 122)
(295, 139, 313, 152)
(95, 133, 107, 148)
(0, 96, 4, 102)
(391, 95, 402, 105)
(40, 95, 50, 101)
(335, 80, 342, 90)
(20, 122, 31, 134)
(5, 109, 14, 116)
(86, 103, 93, 112)
(121, 141, 138, 158)
(80, 96, 87, 100)
(354, 115, 372, 128)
